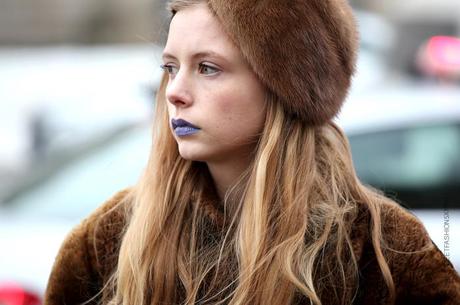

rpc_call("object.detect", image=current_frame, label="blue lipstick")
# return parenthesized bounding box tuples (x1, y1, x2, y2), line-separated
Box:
(171, 118, 201, 136)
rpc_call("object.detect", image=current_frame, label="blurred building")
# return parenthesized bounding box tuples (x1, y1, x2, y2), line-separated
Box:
(2, 0, 459, 47)
(351, 0, 460, 76)
(0, 0, 168, 45)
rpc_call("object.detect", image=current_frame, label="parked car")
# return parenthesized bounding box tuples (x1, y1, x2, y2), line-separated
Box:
(0, 44, 162, 202)
(0, 124, 151, 304)
(337, 83, 460, 271)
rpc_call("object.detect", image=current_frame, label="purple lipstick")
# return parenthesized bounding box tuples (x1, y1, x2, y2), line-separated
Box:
(171, 118, 201, 136)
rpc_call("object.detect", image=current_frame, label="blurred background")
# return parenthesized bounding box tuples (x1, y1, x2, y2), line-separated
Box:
(0, 0, 459, 304)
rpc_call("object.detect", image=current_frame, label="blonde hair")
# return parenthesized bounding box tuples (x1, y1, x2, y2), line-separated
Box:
(104, 2, 398, 304)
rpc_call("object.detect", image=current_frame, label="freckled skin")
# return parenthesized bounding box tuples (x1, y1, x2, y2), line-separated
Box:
(163, 3, 267, 165)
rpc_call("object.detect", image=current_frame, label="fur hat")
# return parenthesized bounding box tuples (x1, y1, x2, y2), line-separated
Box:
(169, 0, 359, 125)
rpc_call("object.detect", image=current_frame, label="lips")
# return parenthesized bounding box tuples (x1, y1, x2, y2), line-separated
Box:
(171, 118, 200, 129)
(171, 118, 201, 136)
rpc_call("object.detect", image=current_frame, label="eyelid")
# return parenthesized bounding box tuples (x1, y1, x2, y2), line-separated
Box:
(160, 63, 178, 75)
(198, 62, 220, 75)
(160, 61, 221, 76)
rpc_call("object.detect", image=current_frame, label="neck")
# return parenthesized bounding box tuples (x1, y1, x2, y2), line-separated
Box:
(206, 157, 251, 204)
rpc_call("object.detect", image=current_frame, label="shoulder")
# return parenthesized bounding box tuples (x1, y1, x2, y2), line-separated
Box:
(352, 199, 434, 270)
(369, 199, 444, 273)
(370, 200, 460, 303)
(379, 200, 432, 251)
(83, 187, 133, 278)
(348, 200, 428, 262)
(44, 188, 133, 305)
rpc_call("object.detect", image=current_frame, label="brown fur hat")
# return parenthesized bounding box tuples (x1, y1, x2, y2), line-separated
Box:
(189, 0, 359, 125)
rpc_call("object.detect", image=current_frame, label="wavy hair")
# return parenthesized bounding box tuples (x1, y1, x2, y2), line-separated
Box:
(104, 1, 397, 304)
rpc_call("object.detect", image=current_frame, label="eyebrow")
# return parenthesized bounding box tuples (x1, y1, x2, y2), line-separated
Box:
(162, 51, 229, 63)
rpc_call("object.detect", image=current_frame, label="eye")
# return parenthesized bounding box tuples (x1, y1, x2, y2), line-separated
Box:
(198, 63, 219, 75)
(160, 64, 178, 76)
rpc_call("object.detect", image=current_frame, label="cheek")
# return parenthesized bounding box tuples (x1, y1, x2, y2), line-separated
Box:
(212, 84, 266, 133)
(202, 90, 238, 125)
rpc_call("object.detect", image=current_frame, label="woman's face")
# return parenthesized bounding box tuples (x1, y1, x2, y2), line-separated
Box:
(162, 3, 266, 165)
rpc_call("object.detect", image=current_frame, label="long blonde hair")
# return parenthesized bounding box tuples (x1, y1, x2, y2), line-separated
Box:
(105, 2, 397, 304)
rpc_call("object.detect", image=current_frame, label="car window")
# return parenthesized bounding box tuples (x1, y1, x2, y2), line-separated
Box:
(349, 122, 460, 209)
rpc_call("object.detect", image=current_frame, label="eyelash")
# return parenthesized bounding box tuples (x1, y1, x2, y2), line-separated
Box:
(160, 63, 220, 76)
(160, 64, 177, 75)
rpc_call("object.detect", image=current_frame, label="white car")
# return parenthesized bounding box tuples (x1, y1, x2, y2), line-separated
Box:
(0, 44, 162, 201)
(0, 124, 151, 302)
(337, 83, 460, 271)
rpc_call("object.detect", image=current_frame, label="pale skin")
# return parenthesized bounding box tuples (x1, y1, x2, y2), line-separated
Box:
(162, 3, 267, 201)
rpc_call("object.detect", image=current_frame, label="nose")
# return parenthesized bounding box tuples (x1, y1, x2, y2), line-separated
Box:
(165, 70, 193, 108)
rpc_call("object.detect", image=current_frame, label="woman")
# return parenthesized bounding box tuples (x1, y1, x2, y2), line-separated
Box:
(44, 0, 460, 305)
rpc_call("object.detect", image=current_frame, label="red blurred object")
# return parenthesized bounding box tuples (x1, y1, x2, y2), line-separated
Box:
(417, 35, 460, 80)
(0, 283, 41, 305)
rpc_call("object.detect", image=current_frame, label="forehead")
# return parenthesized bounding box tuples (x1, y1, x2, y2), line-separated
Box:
(163, 3, 240, 61)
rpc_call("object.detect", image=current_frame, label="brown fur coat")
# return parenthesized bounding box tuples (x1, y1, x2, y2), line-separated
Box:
(44, 189, 460, 305)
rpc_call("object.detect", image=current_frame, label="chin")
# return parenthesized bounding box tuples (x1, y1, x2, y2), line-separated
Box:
(177, 147, 209, 162)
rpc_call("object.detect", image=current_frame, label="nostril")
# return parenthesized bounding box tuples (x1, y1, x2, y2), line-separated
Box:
(168, 96, 188, 107)
(166, 88, 192, 107)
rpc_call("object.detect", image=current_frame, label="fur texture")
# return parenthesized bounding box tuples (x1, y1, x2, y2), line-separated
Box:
(44, 189, 460, 305)
(204, 0, 359, 125)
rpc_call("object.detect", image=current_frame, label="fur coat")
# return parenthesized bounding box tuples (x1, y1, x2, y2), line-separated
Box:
(44, 189, 460, 305)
